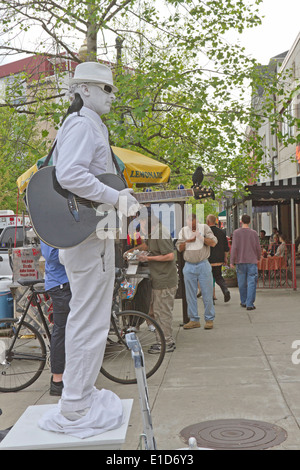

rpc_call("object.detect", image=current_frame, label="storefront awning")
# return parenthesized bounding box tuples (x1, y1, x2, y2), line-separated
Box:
(245, 176, 300, 203)
(16, 146, 171, 193)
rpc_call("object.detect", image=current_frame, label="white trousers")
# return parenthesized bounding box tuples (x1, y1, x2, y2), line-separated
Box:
(59, 233, 115, 413)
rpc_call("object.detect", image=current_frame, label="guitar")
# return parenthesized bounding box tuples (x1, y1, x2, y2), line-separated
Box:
(26, 166, 215, 249)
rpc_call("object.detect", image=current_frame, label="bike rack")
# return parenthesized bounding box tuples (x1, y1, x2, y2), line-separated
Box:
(125, 333, 209, 451)
(125, 332, 156, 450)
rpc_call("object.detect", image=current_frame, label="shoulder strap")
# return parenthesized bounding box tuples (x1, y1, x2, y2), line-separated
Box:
(40, 140, 57, 169)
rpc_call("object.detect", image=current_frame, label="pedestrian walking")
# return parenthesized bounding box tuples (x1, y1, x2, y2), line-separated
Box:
(206, 214, 231, 303)
(230, 214, 261, 311)
(176, 213, 217, 330)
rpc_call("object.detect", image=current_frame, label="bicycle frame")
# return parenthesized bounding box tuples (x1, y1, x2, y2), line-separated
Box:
(110, 268, 138, 349)
(10, 270, 129, 361)
(6, 287, 51, 358)
(1, 267, 164, 390)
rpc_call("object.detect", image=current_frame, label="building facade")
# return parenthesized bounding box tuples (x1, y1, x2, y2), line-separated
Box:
(225, 33, 300, 244)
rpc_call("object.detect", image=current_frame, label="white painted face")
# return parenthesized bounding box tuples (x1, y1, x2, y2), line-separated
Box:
(77, 83, 116, 115)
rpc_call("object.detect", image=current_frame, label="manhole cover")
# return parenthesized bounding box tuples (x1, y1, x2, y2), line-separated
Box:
(180, 419, 287, 450)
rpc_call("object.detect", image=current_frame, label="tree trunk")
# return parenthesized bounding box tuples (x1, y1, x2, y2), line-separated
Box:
(86, 26, 97, 62)
(86, 2, 98, 62)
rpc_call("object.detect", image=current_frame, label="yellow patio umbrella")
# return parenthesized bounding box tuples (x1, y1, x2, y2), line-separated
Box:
(111, 146, 170, 188)
(16, 147, 170, 193)
(16, 162, 39, 194)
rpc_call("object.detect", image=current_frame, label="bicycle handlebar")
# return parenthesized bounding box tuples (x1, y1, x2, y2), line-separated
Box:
(17, 278, 45, 287)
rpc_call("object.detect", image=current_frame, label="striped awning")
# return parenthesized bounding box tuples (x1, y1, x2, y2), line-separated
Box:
(245, 176, 300, 202)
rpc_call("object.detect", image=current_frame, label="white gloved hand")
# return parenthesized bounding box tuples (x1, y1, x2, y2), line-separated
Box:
(116, 188, 140, 217)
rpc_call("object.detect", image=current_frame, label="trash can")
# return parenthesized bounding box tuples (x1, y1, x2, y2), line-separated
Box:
(0, 278, 13, 326)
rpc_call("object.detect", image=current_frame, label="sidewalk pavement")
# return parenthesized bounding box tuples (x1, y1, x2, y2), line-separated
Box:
(1, 285, 300, 450)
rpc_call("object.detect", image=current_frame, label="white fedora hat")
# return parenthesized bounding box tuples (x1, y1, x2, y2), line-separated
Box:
(69, 62, 118, 92)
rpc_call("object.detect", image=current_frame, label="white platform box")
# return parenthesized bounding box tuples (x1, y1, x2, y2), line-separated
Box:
(0, 399, 133, 450)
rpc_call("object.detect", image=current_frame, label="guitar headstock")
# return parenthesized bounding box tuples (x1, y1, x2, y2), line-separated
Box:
(192, 185, 215, 201)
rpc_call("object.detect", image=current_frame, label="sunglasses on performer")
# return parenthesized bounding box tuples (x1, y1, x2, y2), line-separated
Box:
(94, 83, 114, 94)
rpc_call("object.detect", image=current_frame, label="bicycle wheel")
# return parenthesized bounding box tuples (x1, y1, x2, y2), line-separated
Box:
(101, 310, 166, 384)
(0, 319, 47, 392)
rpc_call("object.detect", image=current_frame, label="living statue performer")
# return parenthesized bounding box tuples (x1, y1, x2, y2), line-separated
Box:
(39, 62, 139, 438)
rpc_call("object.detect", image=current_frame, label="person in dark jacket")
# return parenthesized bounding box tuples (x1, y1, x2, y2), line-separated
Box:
(206, 214, 230, 303)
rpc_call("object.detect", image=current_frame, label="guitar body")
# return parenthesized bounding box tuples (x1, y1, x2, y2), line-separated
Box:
(27, 165, 214, 249)
(26, 166, 126, 249)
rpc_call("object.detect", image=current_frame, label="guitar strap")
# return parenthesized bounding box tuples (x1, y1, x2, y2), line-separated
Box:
(40, 140, 57, 169)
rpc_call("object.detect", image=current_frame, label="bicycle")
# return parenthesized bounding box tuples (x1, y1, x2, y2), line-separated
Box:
(101, 268, 166, 384)
(0, 269, 166, 392)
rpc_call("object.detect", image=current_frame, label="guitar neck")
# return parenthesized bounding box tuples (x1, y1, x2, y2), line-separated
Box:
(135, 189, 194, 204)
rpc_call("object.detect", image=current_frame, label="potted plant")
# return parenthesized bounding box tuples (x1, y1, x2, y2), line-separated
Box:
(222, 255, 238, 287)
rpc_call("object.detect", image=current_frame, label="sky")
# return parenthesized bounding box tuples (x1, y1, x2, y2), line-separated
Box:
(228, 0, 300, 65)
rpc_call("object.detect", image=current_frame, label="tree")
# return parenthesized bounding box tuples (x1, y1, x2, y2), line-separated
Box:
(0, 102, 49, 210)
(0, 0, 298, 199)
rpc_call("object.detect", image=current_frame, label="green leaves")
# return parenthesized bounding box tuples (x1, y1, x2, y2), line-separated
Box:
(0, 0, 297, 203)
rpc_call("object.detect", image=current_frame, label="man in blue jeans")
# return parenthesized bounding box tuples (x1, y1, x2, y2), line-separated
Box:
(230, 214, 261, 310)
(176, 214, 217, 329)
